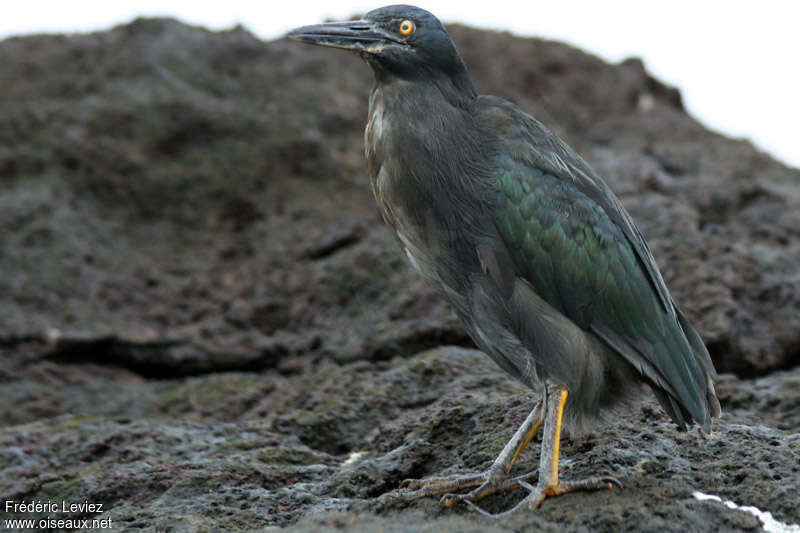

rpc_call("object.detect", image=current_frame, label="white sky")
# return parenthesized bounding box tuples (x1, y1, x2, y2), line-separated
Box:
(3, 1, 799, 169)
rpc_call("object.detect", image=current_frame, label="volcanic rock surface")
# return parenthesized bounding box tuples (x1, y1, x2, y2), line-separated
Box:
(1, 17, 799, 532)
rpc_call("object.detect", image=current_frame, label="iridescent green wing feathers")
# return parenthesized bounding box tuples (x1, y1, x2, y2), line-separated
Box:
(477, 96, 716, 429)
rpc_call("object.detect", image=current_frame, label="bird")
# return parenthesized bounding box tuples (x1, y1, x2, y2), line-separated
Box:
(288, 5, 721, 513)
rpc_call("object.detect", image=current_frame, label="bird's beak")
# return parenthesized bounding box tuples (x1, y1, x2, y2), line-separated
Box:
(287, 20, 399, 54)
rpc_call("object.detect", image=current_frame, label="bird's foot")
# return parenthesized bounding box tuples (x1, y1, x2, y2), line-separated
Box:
(496, 475, 622, 515)
(439, 470, 538, 508)
(384, 467, 536, 506)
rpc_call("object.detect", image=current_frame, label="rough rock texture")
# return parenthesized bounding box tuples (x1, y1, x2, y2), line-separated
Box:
(1, 17, 799, 532)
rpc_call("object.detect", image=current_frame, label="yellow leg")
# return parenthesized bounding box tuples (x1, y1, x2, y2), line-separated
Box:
(386, 382, 620, 515)
(509, 382, 620, 512)
(508, 417, 543, 475)
(547, 387, 568, 488)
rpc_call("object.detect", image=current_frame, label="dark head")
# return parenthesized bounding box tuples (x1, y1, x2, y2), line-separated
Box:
(288, 5, 476, 98)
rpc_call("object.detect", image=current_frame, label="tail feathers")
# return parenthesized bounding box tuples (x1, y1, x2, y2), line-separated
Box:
(650, 307, 721, 432)
(675, 306, 722, 423)
(651, 385, 688, 431)
(705, 376, 722, 420)
(676, 306, 718, 379)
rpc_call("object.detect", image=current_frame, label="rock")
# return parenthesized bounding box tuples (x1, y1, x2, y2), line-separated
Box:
(1, 16, 799, 532)
(1, 348, 798, 530)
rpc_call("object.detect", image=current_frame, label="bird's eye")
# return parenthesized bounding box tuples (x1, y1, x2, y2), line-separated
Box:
(399, 20, 415, 36)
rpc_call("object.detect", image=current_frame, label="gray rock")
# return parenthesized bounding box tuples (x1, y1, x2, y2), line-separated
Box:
(1, 16, 799, 532)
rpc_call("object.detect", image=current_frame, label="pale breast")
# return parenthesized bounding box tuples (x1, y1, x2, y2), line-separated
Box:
(364, 87, 437, 283)
(365, 95, 386, 161)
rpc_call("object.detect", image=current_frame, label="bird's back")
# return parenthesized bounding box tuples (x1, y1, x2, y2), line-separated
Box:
(474, 95, 721, 431)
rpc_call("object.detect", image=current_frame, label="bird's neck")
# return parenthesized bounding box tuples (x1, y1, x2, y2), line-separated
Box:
(370, 62, 476, 110)
(365, 78, 490, 250)
(366, 78, 484, 186)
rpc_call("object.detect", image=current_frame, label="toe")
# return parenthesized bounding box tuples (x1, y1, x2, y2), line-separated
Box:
(399, 478, 421, 489)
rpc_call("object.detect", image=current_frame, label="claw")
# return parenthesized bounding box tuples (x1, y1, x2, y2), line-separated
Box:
(440, 494, 458, 508)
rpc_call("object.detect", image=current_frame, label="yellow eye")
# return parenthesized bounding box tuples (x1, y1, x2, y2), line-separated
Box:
(399, 20, 414, 36)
